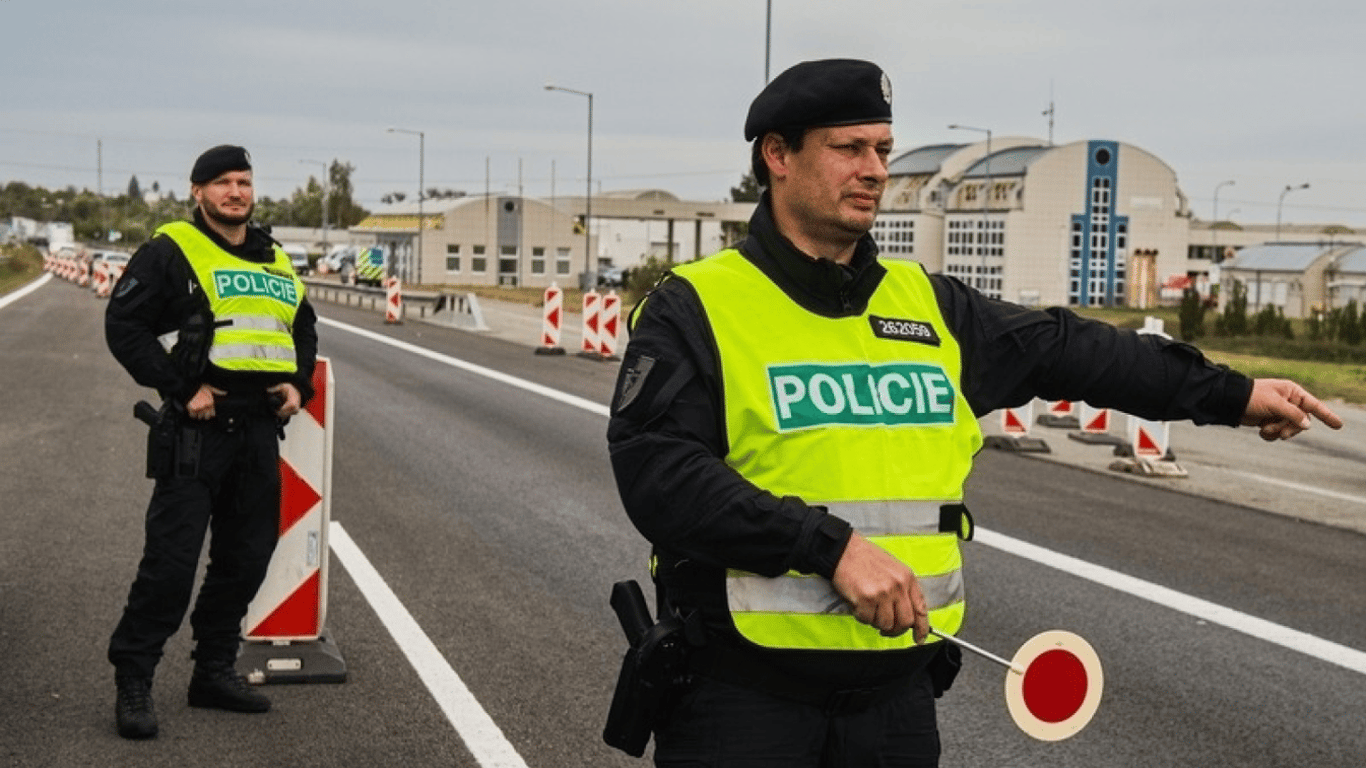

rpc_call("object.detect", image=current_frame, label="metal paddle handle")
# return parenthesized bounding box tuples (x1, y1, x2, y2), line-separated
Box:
(929, 628, 1026, 675)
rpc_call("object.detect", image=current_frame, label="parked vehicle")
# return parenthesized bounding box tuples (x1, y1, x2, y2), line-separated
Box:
(283, 244, 311, 275)
(353, 247, 387, 286)
(91, 250, 131, 269)
(597, 265, 624, 288)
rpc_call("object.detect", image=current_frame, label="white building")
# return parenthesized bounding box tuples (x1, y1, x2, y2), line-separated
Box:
(351, 190, 752, 289)
(876, 138, 1190, 308)
(1219, 242, 1366, 318)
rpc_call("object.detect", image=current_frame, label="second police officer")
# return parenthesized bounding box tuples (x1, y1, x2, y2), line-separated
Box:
(105, 145, 319, 740)
(606, 59, 1343, 766)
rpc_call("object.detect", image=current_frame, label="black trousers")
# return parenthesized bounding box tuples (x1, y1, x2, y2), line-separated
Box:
(654, 672, 941, 768)
(108, 415, 281, 679)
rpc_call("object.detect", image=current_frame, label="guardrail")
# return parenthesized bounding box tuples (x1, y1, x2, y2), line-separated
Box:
(302, 278, 487, 330)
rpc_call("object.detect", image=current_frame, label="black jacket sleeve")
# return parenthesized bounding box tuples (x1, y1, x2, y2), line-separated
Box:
(104, 235, 204, 404)
(290, 298, 319, 404)
(930, 273, 1254, 424)
(607, 277, 852, 580)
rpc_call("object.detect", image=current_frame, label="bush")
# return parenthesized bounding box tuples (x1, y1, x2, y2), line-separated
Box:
(0, 243, 44, 291)
(1214, 281, 1249, 336)
(1251, 304, 1293, 339)
(1339, 301, 1363, 346)
(625, 255, 676, 298)
(1178, 287, 1206, 340)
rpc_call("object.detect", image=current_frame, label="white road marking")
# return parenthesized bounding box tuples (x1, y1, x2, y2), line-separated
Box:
(328, 522, 530, 768)
(1208, 465, 1366, 506)
(0, 273, 52, 310)
(975, 528, 1366, 675)
(317, 316, 610, 417)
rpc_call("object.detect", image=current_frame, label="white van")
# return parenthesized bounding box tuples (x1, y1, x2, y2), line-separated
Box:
(283, 244, 311, 275)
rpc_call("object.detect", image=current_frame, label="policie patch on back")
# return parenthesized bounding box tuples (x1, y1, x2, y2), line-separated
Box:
(868, 315, 941, 347)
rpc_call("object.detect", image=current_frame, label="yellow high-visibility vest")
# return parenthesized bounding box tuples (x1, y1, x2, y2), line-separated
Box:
(672, 250, 982, 651)
(158, 221, 304, 374)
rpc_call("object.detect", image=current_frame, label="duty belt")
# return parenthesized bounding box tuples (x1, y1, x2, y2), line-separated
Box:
(688, 642, 922, 716)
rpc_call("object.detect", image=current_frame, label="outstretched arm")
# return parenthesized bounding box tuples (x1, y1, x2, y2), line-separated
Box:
(1241, 378, 1344, 441)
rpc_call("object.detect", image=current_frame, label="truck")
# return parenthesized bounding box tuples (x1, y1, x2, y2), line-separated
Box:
(353, 246, 387, 287)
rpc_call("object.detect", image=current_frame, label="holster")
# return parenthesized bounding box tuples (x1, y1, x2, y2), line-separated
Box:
(602, 580, 696, 758)
(135, 400, 198, 479)
(927, 638, 962, 698)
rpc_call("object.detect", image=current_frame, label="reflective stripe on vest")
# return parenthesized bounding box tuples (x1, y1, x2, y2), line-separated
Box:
(673, 251, 982, 652)
(157, 221, 303, 374)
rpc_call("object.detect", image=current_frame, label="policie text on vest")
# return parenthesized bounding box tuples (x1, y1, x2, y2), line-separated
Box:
(213, 269, 300, 305)
(769, 362, 955, 431)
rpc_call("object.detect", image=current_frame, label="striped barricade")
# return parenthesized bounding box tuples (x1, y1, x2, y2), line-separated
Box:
(238, 357, 347, 683)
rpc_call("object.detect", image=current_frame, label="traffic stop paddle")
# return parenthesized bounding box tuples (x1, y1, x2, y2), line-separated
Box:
(930, 628, 1103, 741)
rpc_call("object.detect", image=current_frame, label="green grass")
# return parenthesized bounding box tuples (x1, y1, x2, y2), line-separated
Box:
(0, 244, 44, 294)
(1073, 305, 1366, 405)
(1199, 351, 1366, 406)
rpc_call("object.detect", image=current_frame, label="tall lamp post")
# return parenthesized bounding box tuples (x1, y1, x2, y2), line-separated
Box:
(1276, 182, 1310, 242)
(387, 126, 425, 283)
(300, 159, 330, 259)
(545, 83, 594, 290)
(948, 124, 992, 295)
(1212, 179, 1234, 262)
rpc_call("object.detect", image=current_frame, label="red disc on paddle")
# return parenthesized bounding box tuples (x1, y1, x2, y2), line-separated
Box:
(1005, 630, 1103, 741)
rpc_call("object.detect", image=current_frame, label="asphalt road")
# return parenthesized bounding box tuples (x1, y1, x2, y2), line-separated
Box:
(2, 274, 1363, 767)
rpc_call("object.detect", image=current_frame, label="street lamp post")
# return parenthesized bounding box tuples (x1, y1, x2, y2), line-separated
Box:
(300, 159, 330, 258)
(545, 83, 594, 290)
(948, 124, 993, 296)
(1212, 179, 1234, 262)
(1276, 182, 1310, 242)
(387, 127, 425, 283)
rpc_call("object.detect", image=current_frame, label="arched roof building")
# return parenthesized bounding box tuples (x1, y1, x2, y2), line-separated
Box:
(875, 138, 1190, 308)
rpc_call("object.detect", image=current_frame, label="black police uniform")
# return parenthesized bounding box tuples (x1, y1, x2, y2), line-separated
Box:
(106, 208, 319, 679)
(606, 194, 1254, 765)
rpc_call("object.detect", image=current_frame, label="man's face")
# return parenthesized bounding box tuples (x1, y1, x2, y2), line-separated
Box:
(770, 122, 893, 246)
(192, 170, 254, 226)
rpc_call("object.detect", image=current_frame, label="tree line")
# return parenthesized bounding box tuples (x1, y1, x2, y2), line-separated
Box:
(1, 160, 369, 248)
(1179, 281, 1366, 361)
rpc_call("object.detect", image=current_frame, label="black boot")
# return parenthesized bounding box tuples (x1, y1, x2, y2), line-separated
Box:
(115, 676, 158, 739)
(187, 663, 271, 713)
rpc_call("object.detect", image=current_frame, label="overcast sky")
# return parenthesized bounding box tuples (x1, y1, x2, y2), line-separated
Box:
(3, 0, 1364, 227)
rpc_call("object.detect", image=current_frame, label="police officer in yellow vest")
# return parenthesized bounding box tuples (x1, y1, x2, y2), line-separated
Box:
(105, 145, 319, 740)
(606, 60, 1342, 766)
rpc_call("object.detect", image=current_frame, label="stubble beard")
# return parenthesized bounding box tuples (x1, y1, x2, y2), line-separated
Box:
(203, 200, 253, 227)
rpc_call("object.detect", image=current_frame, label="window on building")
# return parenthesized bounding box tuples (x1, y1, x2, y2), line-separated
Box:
(556, 247, 571, 276)
(531, 246, 546, 275)
(472, 245, 487, 273)
(445, 243, 460, 272)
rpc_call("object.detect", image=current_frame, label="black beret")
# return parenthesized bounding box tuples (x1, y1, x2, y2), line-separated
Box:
(190, 145, 252, 184)
(744, 59, 892, 141)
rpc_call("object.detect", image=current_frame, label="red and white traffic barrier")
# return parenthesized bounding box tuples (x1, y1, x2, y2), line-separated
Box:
(536, 282, 566, 355)
(239, 357, 346, 683)
(1001, 401, 1035, 436)
(1037, 399, 1080, 429)
(1105, 318, 1186, 475)
(1077, 403, 1111, 434)
(984, 401, 1050, 452)
(1126, 415, 1170, 460)
(580, 290, 602, 356)
(92, 260, 110, 297)
(598, 290, 621, 359)
(384, 276, 403, 324)
(1067, 403, 1125, 447)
